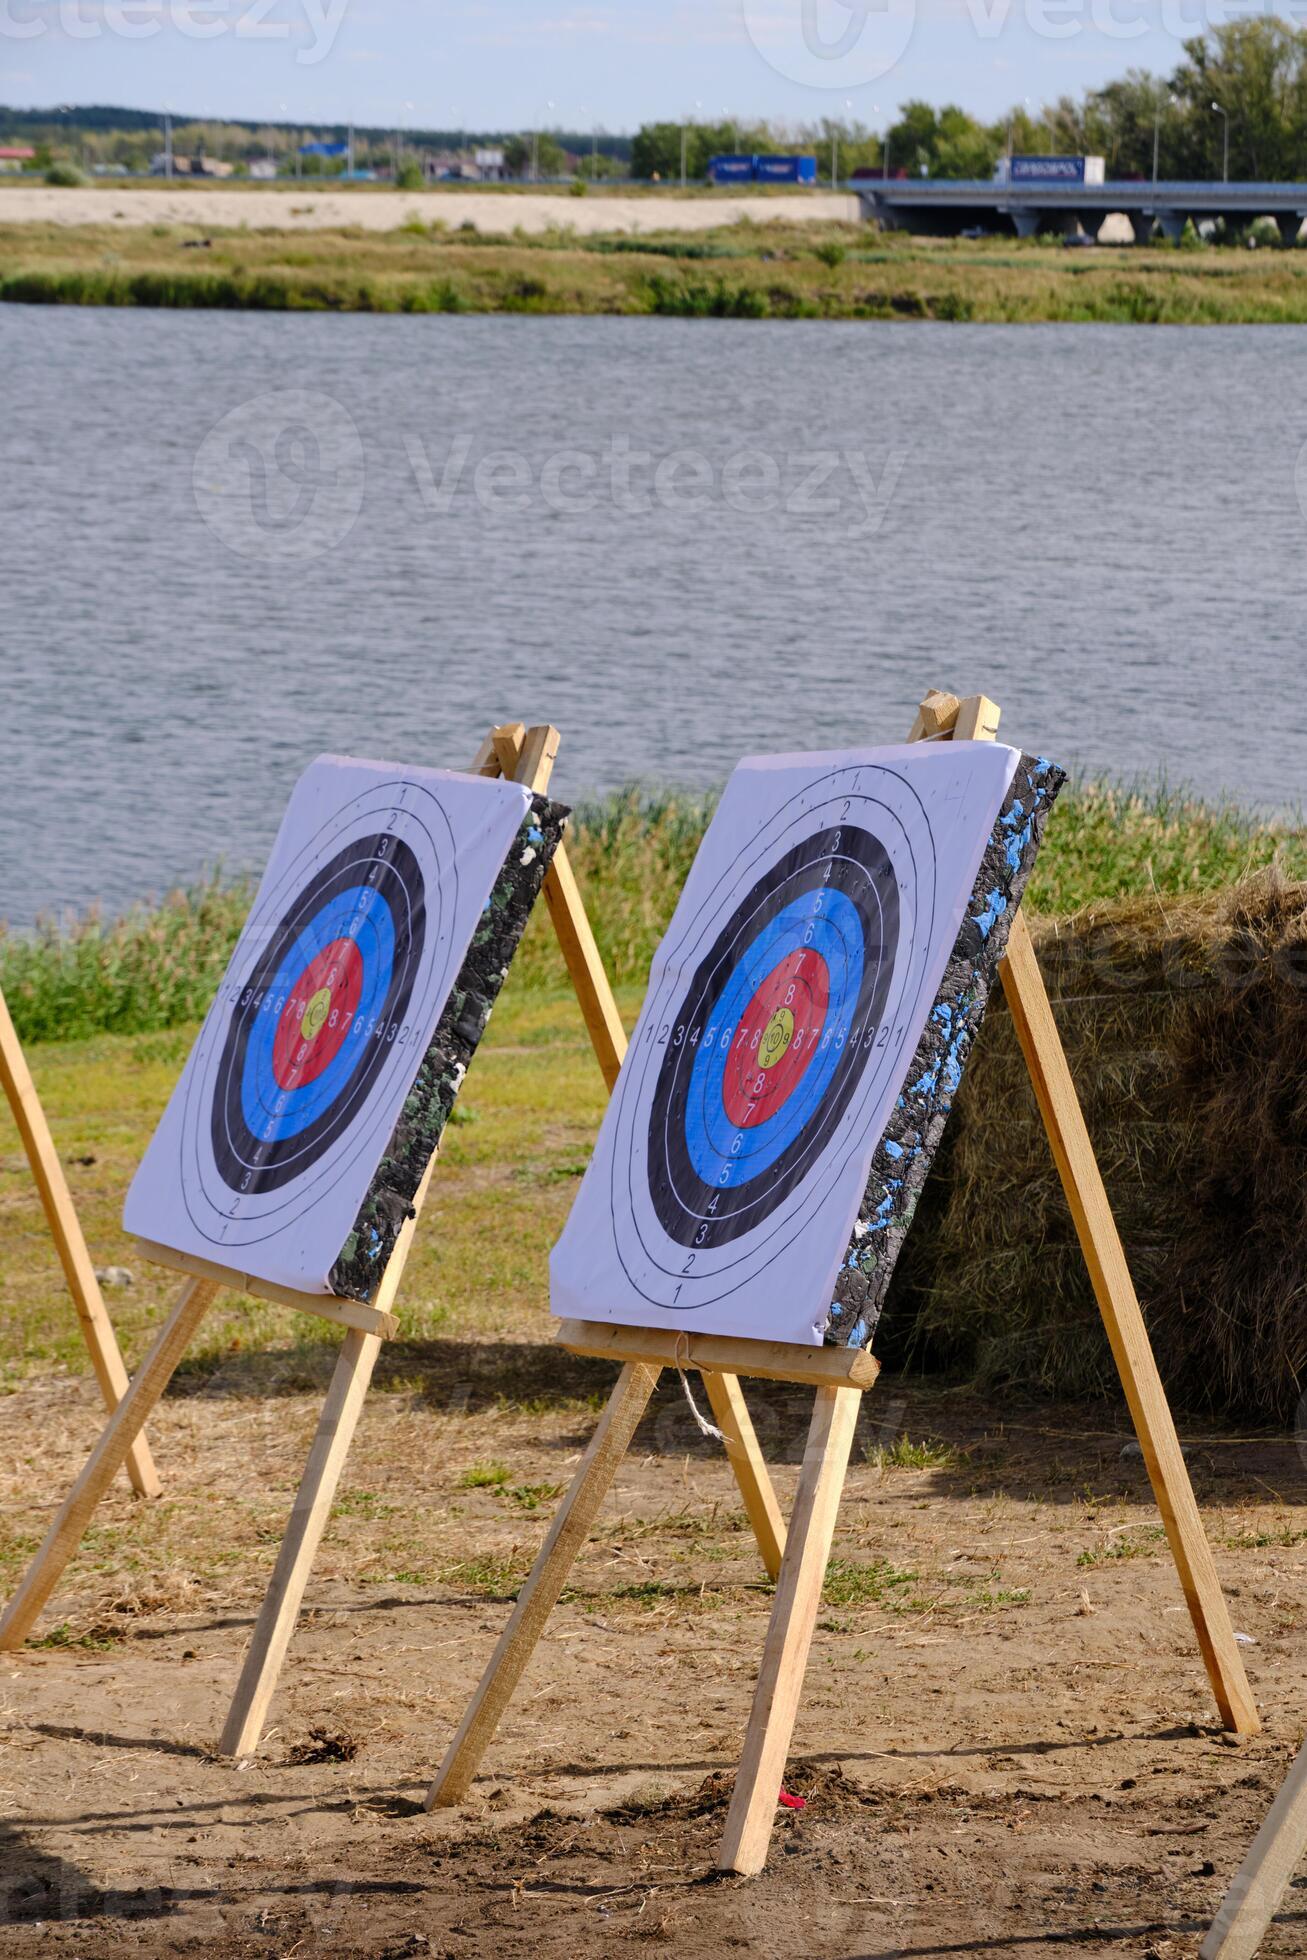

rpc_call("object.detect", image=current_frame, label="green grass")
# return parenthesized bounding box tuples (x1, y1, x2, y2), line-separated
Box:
(822, 1556, 919, 1606)
(440, 1553, 527, 1596)
(865, 1433, 961, 1470)
(3, 778, 1301, 1049)
(507, 1480, 565, 1511)
(7, 218, 1307, 322)
(1076, 1526, 1167, 1567)
(456, 1460, 511, 1489)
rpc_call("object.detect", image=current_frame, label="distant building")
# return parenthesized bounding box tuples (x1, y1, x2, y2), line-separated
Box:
(149, 150, 235, 178)
(0, 144, 35, 173)
(248, 159, 277, 180)
(434, 148, 508, 182)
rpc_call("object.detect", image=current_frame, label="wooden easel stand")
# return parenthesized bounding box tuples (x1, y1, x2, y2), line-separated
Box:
(425, 688, 1256, 1877)
(0, 723, 786, 1763)
(0, 986, 159, 1499)
(1201, 1739, 1307, 1957)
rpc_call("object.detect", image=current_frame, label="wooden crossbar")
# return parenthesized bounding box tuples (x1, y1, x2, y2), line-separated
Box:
(425, 685, 1258, 1879)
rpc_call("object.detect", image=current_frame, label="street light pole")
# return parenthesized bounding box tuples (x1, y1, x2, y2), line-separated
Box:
(1153, 98, 1161, 188)
(1211, 100, 1229, 183)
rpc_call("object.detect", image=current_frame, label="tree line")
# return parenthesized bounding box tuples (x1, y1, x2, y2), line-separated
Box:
(7, 23, 1307, 184)
(639, 22, 1307, 183)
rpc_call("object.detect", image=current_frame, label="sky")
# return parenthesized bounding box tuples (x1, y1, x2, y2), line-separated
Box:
(0, 0, 1285, 132)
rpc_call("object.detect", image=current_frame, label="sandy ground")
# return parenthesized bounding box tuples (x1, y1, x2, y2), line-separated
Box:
(1, 1356, 1305, 1957)
(0, 188, 861, 235)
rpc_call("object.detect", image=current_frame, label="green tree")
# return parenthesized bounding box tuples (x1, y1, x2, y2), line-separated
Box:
(1169, 19, 1307, 180)
(574, 151, 626, 182)
(504, 131, 566, 179)
(884, 101, 997, 178)
(631, 119, 771, 182)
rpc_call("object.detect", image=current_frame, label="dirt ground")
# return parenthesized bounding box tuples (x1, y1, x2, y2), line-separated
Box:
(1, 1353, 1305, 1959)
(0, 187, 860, 234)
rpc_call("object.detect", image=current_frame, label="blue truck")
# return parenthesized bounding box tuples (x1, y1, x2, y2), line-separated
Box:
(709, 154, 818, 186)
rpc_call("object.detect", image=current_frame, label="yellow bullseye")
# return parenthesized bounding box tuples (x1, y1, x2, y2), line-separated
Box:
(758, 1006, 795, 1071)
(300, 986, 332, 1043)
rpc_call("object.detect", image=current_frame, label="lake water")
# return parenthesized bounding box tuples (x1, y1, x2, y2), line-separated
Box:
(4, 306, 1305, 928)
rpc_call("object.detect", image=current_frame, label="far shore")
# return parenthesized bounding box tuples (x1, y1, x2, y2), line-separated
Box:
(0, 185, 861, 235)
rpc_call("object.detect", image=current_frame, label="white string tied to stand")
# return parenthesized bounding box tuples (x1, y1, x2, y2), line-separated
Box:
(673, 1331, 726, 1445)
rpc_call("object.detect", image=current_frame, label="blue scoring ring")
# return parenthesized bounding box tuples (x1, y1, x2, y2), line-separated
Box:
(682, 888, 865, 1191)
(238, 885, 396, 1149)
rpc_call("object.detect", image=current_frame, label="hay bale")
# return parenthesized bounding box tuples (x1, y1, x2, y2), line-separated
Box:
(879, 871, 1307, 1423)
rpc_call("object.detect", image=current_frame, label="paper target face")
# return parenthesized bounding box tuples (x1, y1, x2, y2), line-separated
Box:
(125, 756, 531, 1295)
(551, 743, 1021, 1346)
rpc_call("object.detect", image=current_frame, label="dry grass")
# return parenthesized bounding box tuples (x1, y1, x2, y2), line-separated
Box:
(6, 217, 1307, 320)
(884, 868, 1307, 1422)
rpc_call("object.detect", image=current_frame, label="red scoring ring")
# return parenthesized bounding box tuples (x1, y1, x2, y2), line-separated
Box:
(722, 947, 830, 1130)
(272, 937, 365, 1091)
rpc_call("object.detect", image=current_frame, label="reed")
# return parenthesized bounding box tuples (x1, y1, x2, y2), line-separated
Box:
(6, 219, 1307, 322)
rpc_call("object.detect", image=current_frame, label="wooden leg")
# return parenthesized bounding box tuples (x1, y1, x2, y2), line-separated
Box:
(0, 1276, 216, 1648)
(702, 1370, 786, 1582)
(0, 989, 160, 1500)
(1201, 1739, 1307, 1960)
(427, 1360, 660, 1809)
(541, 844, 628, 1092)
(717, 1383, 861, 1876)
(1001, 912, 1259, 1735)
(219, 1327, 382, 1757)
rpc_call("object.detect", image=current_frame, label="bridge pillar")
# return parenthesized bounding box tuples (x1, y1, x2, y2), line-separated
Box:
(1154, 209, 1186, 243)
(1276, 212, 1304, 247)
(1129, 213, 1157, 246)
(1010, 208, 1041, 240)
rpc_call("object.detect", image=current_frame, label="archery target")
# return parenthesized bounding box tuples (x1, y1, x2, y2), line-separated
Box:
(551, 742, 1021, 1347)
(125, 756, 532, 1296)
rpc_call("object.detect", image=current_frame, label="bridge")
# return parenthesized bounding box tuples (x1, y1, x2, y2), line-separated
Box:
(852, 178, 1307, 243)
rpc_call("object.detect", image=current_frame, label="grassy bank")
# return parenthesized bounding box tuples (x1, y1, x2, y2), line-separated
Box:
(3, 780, 1303, 1047)
(6, 218, 1307, 321)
